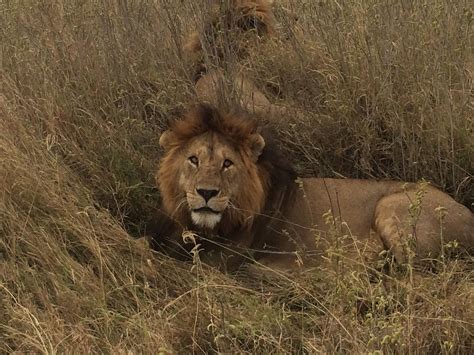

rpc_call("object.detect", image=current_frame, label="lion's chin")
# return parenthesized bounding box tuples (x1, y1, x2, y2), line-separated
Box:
(191, 211, 222, 229)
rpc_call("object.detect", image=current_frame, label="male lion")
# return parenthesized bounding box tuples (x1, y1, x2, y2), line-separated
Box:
(184, 0, 286, 117)
(154, 104, 474, 271)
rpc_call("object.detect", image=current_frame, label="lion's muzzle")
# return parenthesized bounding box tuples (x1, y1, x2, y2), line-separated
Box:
(196, 188, 219, 202)
(186, 188, 229, 229)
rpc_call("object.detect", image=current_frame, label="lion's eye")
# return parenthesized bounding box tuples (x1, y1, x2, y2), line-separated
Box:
(188, 156, 199, 166)
(223, 159, 233, 168)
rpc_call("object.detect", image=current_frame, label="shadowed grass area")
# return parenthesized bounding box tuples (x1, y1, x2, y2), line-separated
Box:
(1, 0, 473, 353)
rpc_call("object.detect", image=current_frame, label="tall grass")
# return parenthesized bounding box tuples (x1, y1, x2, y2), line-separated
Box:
(1, 0, 472, 353)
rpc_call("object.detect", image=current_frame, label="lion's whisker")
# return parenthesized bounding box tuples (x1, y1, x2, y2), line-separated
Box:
(171, 198, 187, 217)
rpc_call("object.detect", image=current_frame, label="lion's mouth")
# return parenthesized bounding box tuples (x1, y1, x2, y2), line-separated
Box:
(191, 207, 222, 229)
(192, 207, 221, 214)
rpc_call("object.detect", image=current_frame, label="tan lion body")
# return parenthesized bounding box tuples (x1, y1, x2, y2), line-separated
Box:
(261, 178, 473, 269)
(195, 69, 278, 116)
(155, 105, 474, 271)
(184, 0, 285, 117)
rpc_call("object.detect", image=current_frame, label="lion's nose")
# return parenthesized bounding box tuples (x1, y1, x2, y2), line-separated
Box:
(196, 188, 219, 202)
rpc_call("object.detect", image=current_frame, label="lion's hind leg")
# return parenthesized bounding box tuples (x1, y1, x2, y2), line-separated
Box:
(374, 186, 474, 265)
(373, 190, 450, 265)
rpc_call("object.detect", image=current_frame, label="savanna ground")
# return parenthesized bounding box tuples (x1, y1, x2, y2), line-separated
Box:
(1, 0, 473, 353)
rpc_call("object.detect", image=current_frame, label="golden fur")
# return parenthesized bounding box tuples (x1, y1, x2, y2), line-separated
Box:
(155, 105, 474, 271)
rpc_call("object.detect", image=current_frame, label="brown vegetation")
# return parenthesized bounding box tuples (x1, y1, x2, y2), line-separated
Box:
(1, 0, 473, 353)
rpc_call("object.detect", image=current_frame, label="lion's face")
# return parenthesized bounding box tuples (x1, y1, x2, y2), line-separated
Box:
(176, 133, 255, 229)
(158, 107, 267, 232)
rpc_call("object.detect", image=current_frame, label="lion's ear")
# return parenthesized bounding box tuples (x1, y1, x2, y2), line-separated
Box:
(249, 133, 265, 159)
(159, 130, 176, 151)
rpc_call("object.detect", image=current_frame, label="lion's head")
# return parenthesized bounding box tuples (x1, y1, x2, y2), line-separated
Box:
(184, 0, 275, 80)
(157, 104, 273, 233)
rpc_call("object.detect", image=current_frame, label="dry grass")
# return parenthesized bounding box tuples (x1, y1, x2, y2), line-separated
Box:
(1, 0, 473, 353)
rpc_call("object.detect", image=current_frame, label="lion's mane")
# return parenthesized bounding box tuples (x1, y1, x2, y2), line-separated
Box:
(184, 0, 276, 80)
(153, 104, 296, 258)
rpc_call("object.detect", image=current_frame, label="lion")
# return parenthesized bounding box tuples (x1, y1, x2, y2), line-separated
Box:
(153, 104, 474, 271)
(184, 0, 287, 118)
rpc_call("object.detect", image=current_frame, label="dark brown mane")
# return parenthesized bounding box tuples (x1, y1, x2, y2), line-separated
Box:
(184, 0, 275, 81)
(212, 0, 275, 38)
(251, 123, 298, 256)
(168, 104, 259, 149)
